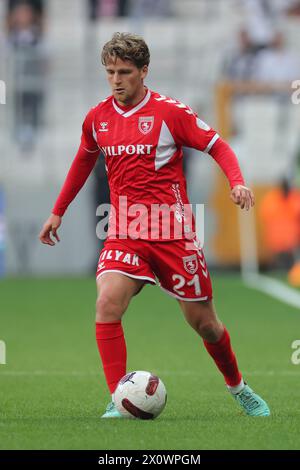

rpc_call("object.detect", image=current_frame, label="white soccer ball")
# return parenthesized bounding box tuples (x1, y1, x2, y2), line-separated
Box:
(113, 371, 167, 419)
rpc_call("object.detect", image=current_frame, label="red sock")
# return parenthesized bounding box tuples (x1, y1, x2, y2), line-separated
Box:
(203, 327, 242, 387)
(95, 321, 127, 394)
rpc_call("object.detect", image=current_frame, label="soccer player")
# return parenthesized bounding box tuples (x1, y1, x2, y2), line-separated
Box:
(39, 33, 270, 418)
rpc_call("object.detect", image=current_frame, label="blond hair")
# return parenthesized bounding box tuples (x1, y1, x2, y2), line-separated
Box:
(101, 32, 150, 69)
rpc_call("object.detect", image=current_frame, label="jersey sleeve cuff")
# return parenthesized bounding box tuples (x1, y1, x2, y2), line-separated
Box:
(52, 208, 65, 217)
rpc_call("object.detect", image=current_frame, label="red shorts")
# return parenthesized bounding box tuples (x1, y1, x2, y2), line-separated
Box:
(96, 238, 212, 301)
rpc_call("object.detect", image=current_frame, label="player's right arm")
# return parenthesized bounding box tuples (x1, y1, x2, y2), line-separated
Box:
(39, 108, 100, 246)
(39, 213, 62, 246)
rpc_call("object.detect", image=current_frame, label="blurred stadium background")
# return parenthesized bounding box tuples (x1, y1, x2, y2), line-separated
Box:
(1, 0, 300, 451)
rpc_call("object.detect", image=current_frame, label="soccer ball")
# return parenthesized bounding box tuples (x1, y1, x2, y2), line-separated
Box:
(113, 371, 167, 419)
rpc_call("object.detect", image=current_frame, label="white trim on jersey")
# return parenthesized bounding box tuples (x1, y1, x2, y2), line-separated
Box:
(90, 121, 101, 150)
(83, 146, 99, 153)
(112, 99, 123, 115)
(204, 133, 220, 153)
(96, 269, 157, 284)
(112, 89, 151, 118)
(92, 121, 97, 140)
(155, 120, 177, 171)
(160, 286, 208, 302)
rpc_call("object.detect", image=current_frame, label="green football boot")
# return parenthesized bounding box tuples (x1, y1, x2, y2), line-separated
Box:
(232, 384, 270, 417)
(101, 401, 124, 418)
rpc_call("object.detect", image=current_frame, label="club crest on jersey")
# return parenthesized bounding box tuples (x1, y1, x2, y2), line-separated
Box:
(182, 254, 198, 274)
(138, 116, 154, 135)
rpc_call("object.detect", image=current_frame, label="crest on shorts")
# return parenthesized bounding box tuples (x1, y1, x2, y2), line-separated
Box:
(138, 116, 154, 135)
(182, 254, 198, 274)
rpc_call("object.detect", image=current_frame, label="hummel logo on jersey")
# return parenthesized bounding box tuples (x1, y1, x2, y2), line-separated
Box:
(100, 144, 153, 157)
(138, 116, 154, 135)
(99, 122, 108, 132)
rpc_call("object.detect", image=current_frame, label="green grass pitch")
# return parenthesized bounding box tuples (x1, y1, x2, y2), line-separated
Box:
(0, 275, 299, 450)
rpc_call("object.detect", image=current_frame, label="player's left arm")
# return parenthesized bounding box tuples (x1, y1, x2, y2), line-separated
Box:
(169, 106, 254, 210)
(209, 138, 255, 211)
(230, 184, 255, 210)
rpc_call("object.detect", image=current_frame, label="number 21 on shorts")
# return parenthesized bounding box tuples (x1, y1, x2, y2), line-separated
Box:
(172, 274, 201, 296)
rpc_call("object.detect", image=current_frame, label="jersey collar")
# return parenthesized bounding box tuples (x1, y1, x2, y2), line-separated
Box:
(112, 89, 151, 118)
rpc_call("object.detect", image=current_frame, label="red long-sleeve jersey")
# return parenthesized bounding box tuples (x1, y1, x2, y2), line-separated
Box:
(53, 89, 244, 240)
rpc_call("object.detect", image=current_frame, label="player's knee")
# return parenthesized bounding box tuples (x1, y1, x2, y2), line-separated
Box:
(198, 321, 222, 342)
(96, 292, 126, 322)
